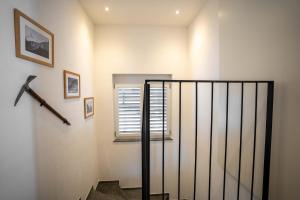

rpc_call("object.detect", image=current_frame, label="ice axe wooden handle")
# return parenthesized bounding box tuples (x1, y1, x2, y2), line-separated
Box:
(15, 75, 71, 126)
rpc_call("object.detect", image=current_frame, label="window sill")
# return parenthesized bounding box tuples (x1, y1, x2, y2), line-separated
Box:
(114, 135, 173, 143)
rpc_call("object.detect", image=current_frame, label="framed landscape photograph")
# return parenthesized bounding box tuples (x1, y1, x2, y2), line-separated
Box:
(14, 9, 54, 67)
(64, 70, 80, 99)
(84, 97, 94, 118)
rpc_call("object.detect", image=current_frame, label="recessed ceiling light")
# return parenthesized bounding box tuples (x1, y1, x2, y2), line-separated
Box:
(105, 6, 110, 12)
(175, 10, 180, 15)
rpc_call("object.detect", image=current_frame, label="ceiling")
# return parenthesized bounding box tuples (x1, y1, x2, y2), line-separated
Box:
(79, 0, 205, 26)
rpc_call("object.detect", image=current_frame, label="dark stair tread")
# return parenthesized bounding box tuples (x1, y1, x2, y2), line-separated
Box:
(91, 181, 169, 200)
(122, 188, 141, 200)
(90, 190, 126, 200)
(123, 188, 169, 200)
(96, 181, 129, 199)
(150, 194, 169, 200)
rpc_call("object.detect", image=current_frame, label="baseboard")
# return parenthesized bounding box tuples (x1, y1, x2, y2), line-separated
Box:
(86, 186, 94, 200)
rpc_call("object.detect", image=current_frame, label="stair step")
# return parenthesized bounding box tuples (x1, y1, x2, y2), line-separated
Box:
(96, 181, 129, 199)
(88, 181, 169, 200)
(123, 188, 169, 200)
(92, 191, 126, 200)
(122, 188, 141, 200)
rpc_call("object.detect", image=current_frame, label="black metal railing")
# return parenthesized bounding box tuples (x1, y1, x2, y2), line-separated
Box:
(142, 80, 274, 200)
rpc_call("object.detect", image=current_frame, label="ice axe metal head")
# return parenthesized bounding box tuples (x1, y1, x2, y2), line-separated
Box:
(14, 75, 37, 106)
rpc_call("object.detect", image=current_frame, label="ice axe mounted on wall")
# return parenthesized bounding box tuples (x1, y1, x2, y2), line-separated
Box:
(14, 75, 71, 125)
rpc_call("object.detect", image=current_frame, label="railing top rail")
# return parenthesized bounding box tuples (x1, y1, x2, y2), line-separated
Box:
(145, 79, 274, 83)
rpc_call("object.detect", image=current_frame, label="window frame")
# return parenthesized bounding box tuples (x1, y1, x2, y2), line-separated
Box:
(113, 83, 172, 142)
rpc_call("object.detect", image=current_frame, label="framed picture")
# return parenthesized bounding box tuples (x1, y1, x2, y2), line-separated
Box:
(64, 70, 80, 99)
(14, 9, 54, 67)
(84, 97, 94, 118)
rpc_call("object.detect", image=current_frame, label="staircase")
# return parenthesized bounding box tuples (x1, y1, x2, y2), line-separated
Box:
(87, 181, 169, 200)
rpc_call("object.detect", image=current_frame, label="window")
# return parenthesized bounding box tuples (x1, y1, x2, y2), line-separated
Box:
(113, 74, 172, 142)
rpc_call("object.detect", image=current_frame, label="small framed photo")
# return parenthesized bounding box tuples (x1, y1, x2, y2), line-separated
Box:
(84, 97, 94, 118)
(14, 9, 54, 67)
(64, 70, 80, 99)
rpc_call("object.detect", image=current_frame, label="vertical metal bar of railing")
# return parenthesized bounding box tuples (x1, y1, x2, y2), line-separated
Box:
(193, 82, 198, 200)
(162, 81, 165, 200)
(178, 82, 182, 200)
(208, 82, 214, 200)
(251, 83, 258, 200)
(223, 83, 229, 200)
(237, 83, 244, 199)
(262, 82, 274, 200)
(142, 83, 151, 200)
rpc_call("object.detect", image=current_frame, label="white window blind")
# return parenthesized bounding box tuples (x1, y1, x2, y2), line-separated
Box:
(149, 87, 168, 133)
(116, 85, 169, 135)
(117, 87, 142, 134)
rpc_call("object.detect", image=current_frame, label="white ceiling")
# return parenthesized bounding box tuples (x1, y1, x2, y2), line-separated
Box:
(79, 0, 205, 26)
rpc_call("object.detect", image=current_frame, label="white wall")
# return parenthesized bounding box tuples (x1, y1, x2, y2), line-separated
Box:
(218, 0, 300, 199)
(0, 0, 100, 199)
(188, 1, 265, 199)
(0, 0, 38, 199)
(189, 0, 219, 80)
(188, 0, 221, 199)
(94, 25, 189, 198)
(34, 0, 100, 199)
